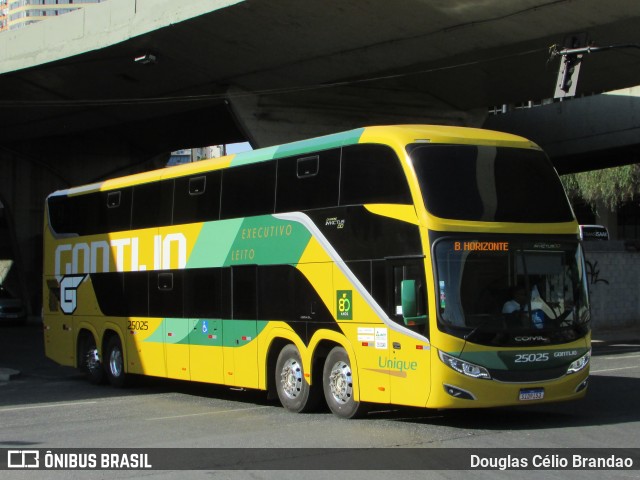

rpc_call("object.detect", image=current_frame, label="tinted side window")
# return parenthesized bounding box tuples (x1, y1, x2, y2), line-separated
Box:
(91, 272, 126, 316)
(340, 144, 412, 206)
(49, 188, 131, 235)
(132, 180, 174, 230)
(102, 188, 132, 233)
(47, 196, 64, 233)
(149, 271, 183, 318)
(258, 265, 332, 322)
(184, 268, 222, 318)
(387, 258, 428, 336)
(173, 171, 221, 225)
(48, 195, 78, 234)
(258, 265, 294, 320)
(371, 260, 387, 314)
(124, 271, 149, 317)
(221, 162, 276, 219)
(232, 265, 257, 320)
(347, 260, 372, 294)
(90, 271, 148, 317)
(276, 149, 340, 212)
(48, 193, 104, 236)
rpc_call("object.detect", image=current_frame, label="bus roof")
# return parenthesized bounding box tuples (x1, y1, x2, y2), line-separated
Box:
(49, 125, 539, 198)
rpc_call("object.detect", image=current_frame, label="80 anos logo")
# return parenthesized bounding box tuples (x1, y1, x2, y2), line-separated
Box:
(336, 290, 352, 320)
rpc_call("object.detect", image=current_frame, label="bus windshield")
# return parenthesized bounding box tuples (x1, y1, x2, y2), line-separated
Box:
(434, 238, 590, 346)
(408, 144, 574, 223)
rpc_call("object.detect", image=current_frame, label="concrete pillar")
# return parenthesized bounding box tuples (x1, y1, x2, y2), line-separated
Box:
(0, 139, 168, 315)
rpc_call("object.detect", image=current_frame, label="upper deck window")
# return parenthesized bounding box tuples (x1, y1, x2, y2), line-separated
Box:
(408, 144, 573, 223)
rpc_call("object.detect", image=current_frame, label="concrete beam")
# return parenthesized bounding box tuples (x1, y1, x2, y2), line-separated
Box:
(227, 86, 487, 148)
(485, 87, 640, 173)
(0, 0, 244, 74)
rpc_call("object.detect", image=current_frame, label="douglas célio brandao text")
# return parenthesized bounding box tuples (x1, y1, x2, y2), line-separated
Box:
(470, 453, 634, 470)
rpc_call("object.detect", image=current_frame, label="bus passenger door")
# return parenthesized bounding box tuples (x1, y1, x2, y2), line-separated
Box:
(224, 266, 259, 388)
(163, 316, 191, 380)
(185, 269, 225, 385)
(189, 318, 224, 384)
(387, 260, 431, 407)
(151, 271, 190, 381)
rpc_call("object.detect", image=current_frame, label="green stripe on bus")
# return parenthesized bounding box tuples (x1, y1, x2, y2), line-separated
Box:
(187, 216, 312, 269)
(230, 128, 365, 167)
(186, 218, 243, 268)
(223, 216, 312, 266)
(145, 319, 269, 347)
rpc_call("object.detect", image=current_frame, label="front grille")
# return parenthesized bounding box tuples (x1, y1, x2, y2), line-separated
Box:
(489, 365, 568, 383)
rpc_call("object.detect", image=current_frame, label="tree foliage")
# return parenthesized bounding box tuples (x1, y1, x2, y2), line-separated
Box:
(561, 164, 640, 212)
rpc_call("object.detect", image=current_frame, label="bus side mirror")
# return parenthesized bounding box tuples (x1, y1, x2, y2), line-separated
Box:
(401, 280, 427, 326)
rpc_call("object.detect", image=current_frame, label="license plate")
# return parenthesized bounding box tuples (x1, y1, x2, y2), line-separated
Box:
(519, 388, 544, 401)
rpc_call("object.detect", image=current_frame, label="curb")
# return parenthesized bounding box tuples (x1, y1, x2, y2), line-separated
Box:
(0, 368, 20, 381)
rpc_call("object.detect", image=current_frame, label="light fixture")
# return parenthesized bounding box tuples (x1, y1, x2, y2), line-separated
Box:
(134, 54, 157, 65)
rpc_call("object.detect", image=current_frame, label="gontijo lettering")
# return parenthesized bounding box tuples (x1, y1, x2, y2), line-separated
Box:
(54, 233, 187, 279)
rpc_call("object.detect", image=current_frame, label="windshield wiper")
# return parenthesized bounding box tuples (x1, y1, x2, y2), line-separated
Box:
(463, 317, 496, 342)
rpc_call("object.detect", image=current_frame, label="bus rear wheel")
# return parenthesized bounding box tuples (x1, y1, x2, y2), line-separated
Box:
(78, 333, 104, 385)
(104, 335, 128, 388)
(323, 346, 367, 419)
(275, 344, 320, 413)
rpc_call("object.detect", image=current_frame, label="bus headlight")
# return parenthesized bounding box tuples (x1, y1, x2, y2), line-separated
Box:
(566, 349, 591, 374)
(438, 350, 491, 380)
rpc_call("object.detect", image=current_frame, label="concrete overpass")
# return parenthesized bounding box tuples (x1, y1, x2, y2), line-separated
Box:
(3, 0, 640, 313)
(487, 87, 640, 175)
(4, 1, 640, 154)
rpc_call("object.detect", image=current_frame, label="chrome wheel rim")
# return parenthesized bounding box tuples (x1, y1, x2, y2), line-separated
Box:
(280, 358, 303, 400)
(86, 347, 101, 374)
(109, 347, 123, 378)
(328, 361, 352, 404)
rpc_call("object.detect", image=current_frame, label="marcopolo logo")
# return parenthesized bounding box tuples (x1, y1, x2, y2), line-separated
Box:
(337, 290, 352, 320)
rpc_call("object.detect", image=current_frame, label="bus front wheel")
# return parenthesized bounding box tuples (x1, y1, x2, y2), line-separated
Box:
(323, 346, 367, 419)
(275, 344, 320, 413)
(104, 335, 128, 388)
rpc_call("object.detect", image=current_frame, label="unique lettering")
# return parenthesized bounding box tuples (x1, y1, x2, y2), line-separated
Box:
(377, 356, 418, 372)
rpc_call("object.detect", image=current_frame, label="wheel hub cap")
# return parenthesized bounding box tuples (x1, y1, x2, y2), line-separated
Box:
(109, 348, 123, 377)
(86, 347, 100, 373)
(329, 361, 352, 404)
(280, 359, 303, 399)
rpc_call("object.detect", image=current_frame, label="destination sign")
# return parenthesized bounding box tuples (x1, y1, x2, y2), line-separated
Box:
(454, 241, 509, 252)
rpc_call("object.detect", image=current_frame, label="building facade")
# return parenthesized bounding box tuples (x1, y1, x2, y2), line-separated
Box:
(0, 1, 8, 31)
(2, 0, 104, 31)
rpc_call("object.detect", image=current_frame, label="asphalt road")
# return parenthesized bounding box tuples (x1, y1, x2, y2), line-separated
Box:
(1, 323, 639, 480)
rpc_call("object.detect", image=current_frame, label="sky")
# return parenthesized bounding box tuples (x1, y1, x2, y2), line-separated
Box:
(226, 142, 252, 154)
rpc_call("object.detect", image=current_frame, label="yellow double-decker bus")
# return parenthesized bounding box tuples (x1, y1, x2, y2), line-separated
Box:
(43, 125, 591, 418)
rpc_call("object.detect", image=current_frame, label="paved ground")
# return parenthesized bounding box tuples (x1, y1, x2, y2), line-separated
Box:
(1, 322, 640, 479)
